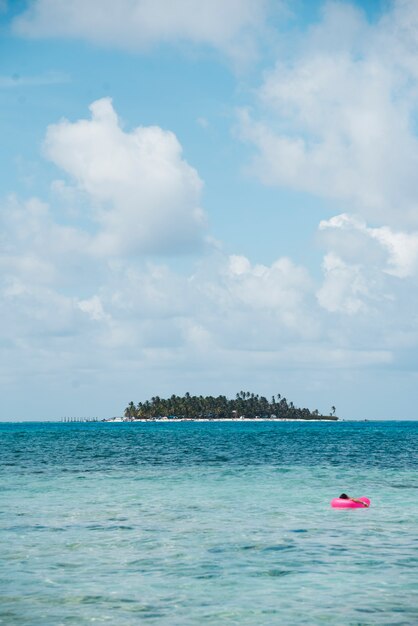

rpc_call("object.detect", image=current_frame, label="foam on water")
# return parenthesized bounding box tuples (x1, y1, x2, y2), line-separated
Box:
(1, 421, 417, 625)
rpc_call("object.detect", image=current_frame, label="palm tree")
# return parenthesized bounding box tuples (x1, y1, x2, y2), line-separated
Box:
(124, 391, 337, 422)
(124, 401, 136, 418)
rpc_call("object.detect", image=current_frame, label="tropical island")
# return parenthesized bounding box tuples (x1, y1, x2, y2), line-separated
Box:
(121, 392, 338, 421)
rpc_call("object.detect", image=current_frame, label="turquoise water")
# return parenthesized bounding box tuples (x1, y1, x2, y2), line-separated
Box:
(1, 421, 417, 625)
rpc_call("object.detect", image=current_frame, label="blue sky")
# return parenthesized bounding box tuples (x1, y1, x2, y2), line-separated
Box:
(2, 0, 418, 420)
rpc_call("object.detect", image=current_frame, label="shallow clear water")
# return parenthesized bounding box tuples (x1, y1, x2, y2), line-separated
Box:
(1, 421, 417, 625)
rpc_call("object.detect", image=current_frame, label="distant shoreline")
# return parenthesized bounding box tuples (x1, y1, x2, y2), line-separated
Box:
(123, 392, 338, 422)
(105, 416, 339, 423)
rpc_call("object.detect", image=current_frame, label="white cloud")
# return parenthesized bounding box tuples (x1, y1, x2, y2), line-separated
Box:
(13, 0, 271, 63)
(371, 227, 418, 278)
(320, 213, 418, 278)
(1, 188, 412, 398)
(0, 195, 90, 285)
(224, 254, 313, 318)
(239, 0, 418, 227)
(78, 295, 110, 322)
(189, 253, 320, 350)
(233, 0, 418, 354)
(2, 181, 418, 420)
(228, 254, 251, 276)
(317, 252, 369, 314)
(44, 98, 206, 256)
(94, 251, 318, 351)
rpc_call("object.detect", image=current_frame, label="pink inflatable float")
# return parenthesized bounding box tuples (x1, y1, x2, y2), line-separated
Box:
(331, 497, 370, 508)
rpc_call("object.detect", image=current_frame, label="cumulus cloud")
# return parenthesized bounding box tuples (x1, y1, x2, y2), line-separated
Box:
(92, 252, 318, 351)
(82, 250, 407, 372)
(0, 98, 212, 377)
(1, 188, 417, 421)
(319, 213, 418, 278)
(44, 98, 206, 256)
(239, 0, 418, 227)
(317, 252, 369, 314)
(0, 195, 103, 367)
(12, 0, 271, 63)
(223, 254, 315, 332)
(78, 295, 110, 322)
(1, 166, 414, 403)
(0, 195, 90, 285)
(0, 191, 326, 383)
(233, 0, 418, 353)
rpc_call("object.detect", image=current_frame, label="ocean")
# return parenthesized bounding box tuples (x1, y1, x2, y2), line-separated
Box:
(1, 420, 417, 625)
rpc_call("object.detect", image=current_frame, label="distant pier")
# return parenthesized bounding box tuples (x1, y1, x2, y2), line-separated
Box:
(60, 417, 99, 423)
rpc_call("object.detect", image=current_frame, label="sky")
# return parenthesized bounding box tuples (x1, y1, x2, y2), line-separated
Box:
(2, 0, 418, 421)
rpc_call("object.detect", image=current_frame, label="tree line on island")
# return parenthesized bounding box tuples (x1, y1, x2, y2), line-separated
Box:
(124, 392, 337, 421)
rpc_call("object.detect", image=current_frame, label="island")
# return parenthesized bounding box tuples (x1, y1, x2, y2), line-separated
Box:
(119, 392, 338, 422)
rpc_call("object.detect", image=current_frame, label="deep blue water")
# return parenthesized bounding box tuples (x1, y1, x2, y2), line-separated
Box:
(1, 421, 417, 625)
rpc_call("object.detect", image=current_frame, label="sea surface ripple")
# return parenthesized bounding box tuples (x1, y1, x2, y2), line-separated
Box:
(1, 420, 417, 625)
